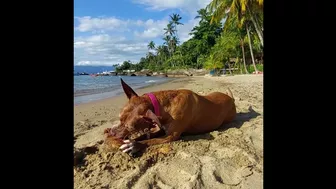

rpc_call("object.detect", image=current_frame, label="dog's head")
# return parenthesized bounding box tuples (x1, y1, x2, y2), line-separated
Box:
(106, 78, 162, 141)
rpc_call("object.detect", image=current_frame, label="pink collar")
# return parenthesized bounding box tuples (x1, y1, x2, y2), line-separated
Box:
(147, 93, 160, 116)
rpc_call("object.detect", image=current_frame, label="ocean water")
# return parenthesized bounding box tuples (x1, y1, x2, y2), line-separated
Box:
(74, 76, 172, 105)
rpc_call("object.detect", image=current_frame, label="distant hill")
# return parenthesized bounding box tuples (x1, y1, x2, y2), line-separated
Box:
(74, 66, 115, 74)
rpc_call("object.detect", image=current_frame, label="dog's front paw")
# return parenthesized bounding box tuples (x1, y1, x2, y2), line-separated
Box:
(119, 140, 144, 155)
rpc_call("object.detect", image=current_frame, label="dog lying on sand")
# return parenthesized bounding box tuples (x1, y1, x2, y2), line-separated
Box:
(104, 78, 236, 155)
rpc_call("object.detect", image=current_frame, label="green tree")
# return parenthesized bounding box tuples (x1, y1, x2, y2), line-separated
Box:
(147, 41, 157, 68)
(207, 0, 263, 47)
(170, 13, 183, 26)
(178, 8, 222, 68)
(207, 0, 262, 73)
(162, 35, 172, 59)
(116, 6, 262, 74)
(169, 13, 183, 39)
(156, 45, 169, 65)
(163, 22, 176, 36)
(204, 54, 224, 74)
(195, 8, 208, 22)
(147, 41, 156, 51)
(246, 22, 258, 72)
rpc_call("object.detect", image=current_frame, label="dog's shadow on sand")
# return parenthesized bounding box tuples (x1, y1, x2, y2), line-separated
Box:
(181, 106, 261, 142)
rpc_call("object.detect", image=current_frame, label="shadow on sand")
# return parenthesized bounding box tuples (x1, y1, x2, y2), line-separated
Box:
(181, 106, 261, 142)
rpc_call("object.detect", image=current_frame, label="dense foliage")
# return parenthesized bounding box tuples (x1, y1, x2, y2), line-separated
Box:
(115, 0, 263, 74)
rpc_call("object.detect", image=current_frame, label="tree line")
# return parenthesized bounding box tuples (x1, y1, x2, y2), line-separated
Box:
(114, 0, 263, 74)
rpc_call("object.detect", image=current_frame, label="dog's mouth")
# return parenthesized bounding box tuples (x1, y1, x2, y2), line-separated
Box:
(127, 121, 163, 141)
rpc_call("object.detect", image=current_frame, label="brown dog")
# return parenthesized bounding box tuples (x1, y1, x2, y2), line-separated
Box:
(104, 78, 236, 154)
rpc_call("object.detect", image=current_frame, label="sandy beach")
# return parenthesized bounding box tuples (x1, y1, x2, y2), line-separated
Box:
(74, 75, 263, 189)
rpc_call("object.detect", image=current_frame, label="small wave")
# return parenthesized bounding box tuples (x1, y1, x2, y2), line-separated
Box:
(145, 80, 157, 83)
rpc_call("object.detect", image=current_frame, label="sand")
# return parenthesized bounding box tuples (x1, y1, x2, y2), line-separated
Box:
(74, 75, 263, 189)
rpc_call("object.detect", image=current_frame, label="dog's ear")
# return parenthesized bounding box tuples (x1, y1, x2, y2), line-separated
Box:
(120, 78, 138, 99)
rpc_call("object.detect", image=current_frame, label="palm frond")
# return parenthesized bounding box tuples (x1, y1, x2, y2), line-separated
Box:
(210, 2, 229, 24)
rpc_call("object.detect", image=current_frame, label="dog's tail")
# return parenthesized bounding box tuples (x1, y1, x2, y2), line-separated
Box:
(226, 88, 235, 102)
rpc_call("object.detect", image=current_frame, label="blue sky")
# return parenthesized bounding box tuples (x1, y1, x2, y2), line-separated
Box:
(74, 0, 211, 66)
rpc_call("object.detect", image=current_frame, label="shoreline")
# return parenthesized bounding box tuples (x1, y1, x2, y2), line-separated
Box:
(74, 76, 189, 106)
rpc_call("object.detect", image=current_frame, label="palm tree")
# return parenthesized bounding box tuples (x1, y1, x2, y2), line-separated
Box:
(248, 1, 263, 46)
(146, 52, 155, 66)
(208, 0, 260, 73)
(147, 41, 156, 67)
(162, 35, 171, 47)
(170, 13, 183, 39)
(162, 35, 172, 57)
(147, 41, 156, 52)
(170, 13, 183, 26)
(163, 22, 176, 36)
(156, 45, 163, 56)
(156, 45, 163, 64)
(195, 9, 209, 23)
(228, 16, 249, 74)
(170, 36, 180, 53)
(163, 35, 171, 43)
(156, 45, 169, 65)
(236, 33, 249, 74)
(246, 23, 258, 73)
(207, 0, 263, 47)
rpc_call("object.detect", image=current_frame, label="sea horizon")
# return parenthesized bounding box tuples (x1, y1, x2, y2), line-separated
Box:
(74, 75, 172, 105)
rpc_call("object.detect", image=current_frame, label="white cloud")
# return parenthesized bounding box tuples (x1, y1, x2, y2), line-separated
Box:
(74, 16, 174, 66)
(134, 28, 160, 38)
(74, 34, 149, 66)
(130, 0, 212, 42)
(135, 0, 192, 10)
(75, 16, 128, 32)
(134, 18, 169, 39)
(74, 0, 212, 66)
(132, 17, 200, 43)
(75, 16, 169, 37)
(74, 17, 202, 66)
(134, 0, 211, 14)
(76, 61, 101, 66)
